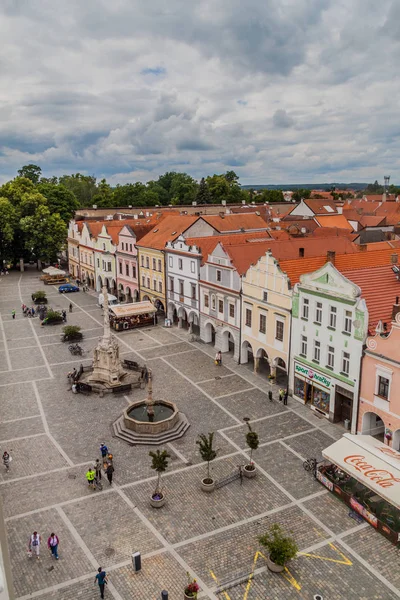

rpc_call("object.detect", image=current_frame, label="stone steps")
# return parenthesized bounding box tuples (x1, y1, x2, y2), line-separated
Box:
(112, 413, 190, 446)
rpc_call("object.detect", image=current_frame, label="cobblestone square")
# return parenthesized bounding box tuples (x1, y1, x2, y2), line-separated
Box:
(0, 271, 398, 600)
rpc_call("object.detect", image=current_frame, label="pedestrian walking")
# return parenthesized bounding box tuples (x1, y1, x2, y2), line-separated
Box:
(62, 309, 67, 322)
(94, 458, 102, 481)
(28, 532, 41, 559)
(2, 451, 11, 472)
(86, 467, 96, 490)
(278, 388, 284, 402)
(69, 303, 73, 313)
(95, 567, 108, 599)
(11, 310, 16, 319)
(21, 304, 26, 313)
(283, 389, 288, 406)
(106, 463, 114, 486)
(31, 307, 35, 317)
(215, 350, 222, 366)
(47, 533, 59, 560)
(100, 443, 108, 460)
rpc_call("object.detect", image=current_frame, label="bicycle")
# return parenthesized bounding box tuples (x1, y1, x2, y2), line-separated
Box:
(93, 477, 103, 491)
(68, 344, 83, 356)
(303, 458, 318, 472)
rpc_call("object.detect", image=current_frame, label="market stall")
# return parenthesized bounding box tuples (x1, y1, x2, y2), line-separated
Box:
(40, 267, 69, 285)
(317, 434, 400, 544)
(109, 302, 156, 331)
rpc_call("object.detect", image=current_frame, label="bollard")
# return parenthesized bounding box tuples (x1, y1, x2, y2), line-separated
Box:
(161, 591, 168, 600)
(268, 390, 273, 402)
(132, 551, 141, 572)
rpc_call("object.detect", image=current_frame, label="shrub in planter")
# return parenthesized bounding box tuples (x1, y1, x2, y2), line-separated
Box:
(61, 325, 83, 342)
(43, 309, 63, 325)
(196, 432, 217, 492)
(31, 291, 47, 304)
(149, 449, 170, 508)
(244, 423, 259, 478)
(258, 524, 298, 572)
(184, 572, 200, 598)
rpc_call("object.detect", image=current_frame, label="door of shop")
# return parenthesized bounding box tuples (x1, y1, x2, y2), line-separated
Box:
(334, 385, 353, 424)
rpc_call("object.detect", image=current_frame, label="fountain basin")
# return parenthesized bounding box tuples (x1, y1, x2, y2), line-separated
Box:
(124, 400, 179, 434)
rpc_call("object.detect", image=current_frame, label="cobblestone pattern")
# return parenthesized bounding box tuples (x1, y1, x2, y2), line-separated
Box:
(28, 576, 109, 600)
(198, 375, 255, 399)
(0, 366, 49, 386)
(137, 326, 181, 345)
(255, 442, 322, 499)
(166, 349, 231, 382)
(221, 542, 399, 600)
(344, 527, 400, 591)
(178, 504, 329, 587)
(0, 415, 44, 443)
(7, 508, 93, 597)
(284, 429, 336, 462)
(9, 346, 45, 370)
(212, 388, 287, 421)
(0, 351, 10, 371)
(2, 320, 32, 340)
(140, 342, 194, 359)
(62, 493, 163, 566)
(6, 337, 38, 350)
(301, 491, 359, 534)
(225, 412, 313, 450)
(111, 552, 188, 600)
(0, 382, 40, 420)
(124, 456, 289, 544)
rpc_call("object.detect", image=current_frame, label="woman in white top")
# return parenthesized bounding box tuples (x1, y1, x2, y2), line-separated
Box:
(29, 532, 41, 559)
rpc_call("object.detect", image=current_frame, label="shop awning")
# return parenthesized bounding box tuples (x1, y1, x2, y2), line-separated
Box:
(42, 267, 66, 275)
(109, 301, 156, 318)
(322, 434, 400, 509)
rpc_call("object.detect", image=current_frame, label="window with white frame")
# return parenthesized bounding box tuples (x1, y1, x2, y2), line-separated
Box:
(245, 308, 252, 327)
(142, 275, 145, 286)
(191, 284, 196, 299)
(130, 244, 132, 252)
(190, 261, 195, 273)
(315, 302, 322, 324)
(158, 281, 162, 293)
(342, 351, 350, 375)
(218, 299, 223, 313)
(153, 258, 156, 270)
(302, 298, 309, 319)
(158, 259, 162, 272)
(327, 346, 335, 368)
(179, 280, 184, 296)
(344, 310, 352, 333)
(301, 335, 307, 356)
(263, 291, 268, 302)
(153, 280, 157, 291)
(125, 264, 129, 276)
(132, 265, 136, 279)
(169, 278, 174, 292)
(119, 262, 123, 275)
(147, 277, 150, 288)
(141, 255, 144, 267)
(276, 320, 284, 341)
(313, 340, 321, 363)
(146, 257, 149, 268)
(377, 375, 390, 399)
(178, 258, 183, 270)
(229, 304, 235, 318)
(216, 269, 221, 282)
(329, 306, 337, 328)
(259, 314, 266, 334)
(169, 256, 173, 267)
(204, 294, 209, 308)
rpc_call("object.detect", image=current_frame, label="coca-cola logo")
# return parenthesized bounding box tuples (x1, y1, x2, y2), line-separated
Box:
(344, 455, 400, 488)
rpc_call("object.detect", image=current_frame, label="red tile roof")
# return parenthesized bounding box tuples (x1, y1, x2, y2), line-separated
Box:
(359, 215, 386, 227)
(185, 232, 275, 265)
(314, 215, 353, 231)
(303, 198, 337, 215)
(200, 213, 269, 232)
(343, 201, 380, 213)
(135, 215, 199, 250)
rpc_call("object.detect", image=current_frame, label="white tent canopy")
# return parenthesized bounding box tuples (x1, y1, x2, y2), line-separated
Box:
(109, 301, 156, 318)
(322, 434, 400, 509)
(42, 267, 66, 276)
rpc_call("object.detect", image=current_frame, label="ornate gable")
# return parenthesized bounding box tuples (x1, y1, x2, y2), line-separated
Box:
(299, 262, 361, 300)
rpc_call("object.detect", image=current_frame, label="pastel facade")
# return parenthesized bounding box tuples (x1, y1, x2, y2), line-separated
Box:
(289, 262, 368, 430)
(137, 247, 165, 309)
(241, 251, 291, 384)
(93, 225, 117, 294)
(67, 221, 82, 279)
(199, 243, 241, 362)
(165, 235, 201, 332)
(79, 223, 96, 288)
(358, 308, 400, 450)
(116, 225, 139, 303)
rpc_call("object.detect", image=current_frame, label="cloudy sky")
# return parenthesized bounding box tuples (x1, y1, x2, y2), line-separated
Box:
(0, 0, 399, 185)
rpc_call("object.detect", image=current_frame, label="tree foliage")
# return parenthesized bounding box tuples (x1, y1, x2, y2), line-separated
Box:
(20, 205, 67, 262)
(196, 432, 217, 480)
(292, 188, 311, 202)
(37, 183, 80, 223)
(17, 164, 42, 184)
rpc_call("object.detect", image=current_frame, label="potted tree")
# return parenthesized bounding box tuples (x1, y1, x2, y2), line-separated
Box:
(42, 309, 63, 325)
(258, 524, 298, 573)
(196, 432, 217, 493)
(184, 572, 200, 599)
(244, 423, 259, 478)
(149, 449, 170, 508)
(31, 291, 48, 304)
(61, 325, 83, 342)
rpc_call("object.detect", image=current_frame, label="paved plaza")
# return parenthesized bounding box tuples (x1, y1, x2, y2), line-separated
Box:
(0, 269, 399, 600)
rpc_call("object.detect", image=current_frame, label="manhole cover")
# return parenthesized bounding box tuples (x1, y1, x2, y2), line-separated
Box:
(68, 474, 77, 479)
(105, 547, 115, 557)
(215, 376, 221, 380)
(243, 417, 250, 422)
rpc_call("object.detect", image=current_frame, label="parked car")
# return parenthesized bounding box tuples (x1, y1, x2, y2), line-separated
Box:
(58, 283, 80, 293)
(98, 293, 118, 308)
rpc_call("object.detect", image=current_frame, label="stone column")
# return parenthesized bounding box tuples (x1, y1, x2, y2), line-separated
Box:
(188, 321, 193, 334)
(19, 258, 24, 272)
(254, 357, 260, 373)
(269, 360, 276, 379)
(178, 317, 183, 329)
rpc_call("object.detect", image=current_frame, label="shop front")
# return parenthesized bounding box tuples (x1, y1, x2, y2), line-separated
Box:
(109, 302, 156, 331)
(317, 434, 400, 545)
(293, 361, 332, 417)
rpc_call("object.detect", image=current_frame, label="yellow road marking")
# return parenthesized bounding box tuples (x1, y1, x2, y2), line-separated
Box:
(209, 569, 232, 600)
(298, 542, 352, 566)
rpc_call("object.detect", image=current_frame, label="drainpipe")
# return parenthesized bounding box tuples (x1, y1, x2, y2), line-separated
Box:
(353, 344, 365, 435)
(287, 307, 293, 396)
(238, 283, 243, 365)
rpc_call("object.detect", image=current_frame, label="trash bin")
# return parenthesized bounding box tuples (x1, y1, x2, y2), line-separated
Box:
(344, 419, 350, 430)
(132, 552, 141, 572)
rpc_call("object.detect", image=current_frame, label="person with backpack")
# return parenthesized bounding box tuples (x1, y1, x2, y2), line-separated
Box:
(86, 467, 96, 490)
(100, 443, 108, 461)
(94, 459, 102, 481)
(2, 451, 11, 472)
(47, 532, 59, 560)
(28, 532, 41, 559)
(95, 567, 108, 599)
(106, 463, 114, 486)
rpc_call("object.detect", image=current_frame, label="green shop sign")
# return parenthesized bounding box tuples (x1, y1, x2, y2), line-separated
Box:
(295, 363, 332, 388)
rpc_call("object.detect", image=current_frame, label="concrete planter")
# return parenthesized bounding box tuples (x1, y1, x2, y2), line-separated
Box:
(150, 494, 165, 508)
(243, 464, 257, 478)
(201, 478, 215, 493)
(266, 555, 285, 573)
(184, 593, 196, 600)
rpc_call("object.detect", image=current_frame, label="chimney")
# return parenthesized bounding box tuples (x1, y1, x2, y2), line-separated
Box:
(391, 253, 398, 264)
(219, 212, 225, 218)
(327, 250, 336, 264)
(359, 244, 368, 252)
(392, 296, 400, 321)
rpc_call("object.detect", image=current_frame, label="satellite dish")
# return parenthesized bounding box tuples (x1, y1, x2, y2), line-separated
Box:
(353, 320, 361, 329)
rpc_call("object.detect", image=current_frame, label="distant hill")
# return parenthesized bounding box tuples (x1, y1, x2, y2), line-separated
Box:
(242, 183, 369, 191)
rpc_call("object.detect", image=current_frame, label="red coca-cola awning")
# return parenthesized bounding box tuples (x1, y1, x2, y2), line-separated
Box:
(322, 434, 400, 509)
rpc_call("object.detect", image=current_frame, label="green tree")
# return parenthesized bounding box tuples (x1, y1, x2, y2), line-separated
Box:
(92, 178, 114, 208)
(196, 432, 217, 481)
(19, 192, 47, 217)
(292, 188, 311, 202)
(59, 173, 97, 206)
(0, 177, 35, 206)
(20, 205, 67, 263)
(37, 183, 80, 223)
(259, 189, 284, 203)
(206, 174, 230, 203)
(149, 449, 170, 496)
(169, 172, 198, 205)
(196, 177, 211, 204)
(0, 198, 17, 262)
(17, 164, 42, 184)
(365, 180, 384, 194)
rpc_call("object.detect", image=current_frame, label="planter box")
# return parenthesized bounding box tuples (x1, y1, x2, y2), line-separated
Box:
(266, 555, 284, 573)
(32, 297, 48, 304)
(243, 465, 257, 479)
(201, 478, 215, 493)
(61, 333, 83, 342)
(150, 494, 165, 508)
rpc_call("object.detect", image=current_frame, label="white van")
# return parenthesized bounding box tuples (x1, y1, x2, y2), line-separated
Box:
(98, 293, 119, 308)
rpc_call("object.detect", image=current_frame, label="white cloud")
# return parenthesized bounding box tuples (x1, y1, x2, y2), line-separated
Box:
(0, 0, 399, 184)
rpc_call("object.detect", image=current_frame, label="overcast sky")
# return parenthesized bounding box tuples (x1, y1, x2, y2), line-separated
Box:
(0, 0, 398, 185)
